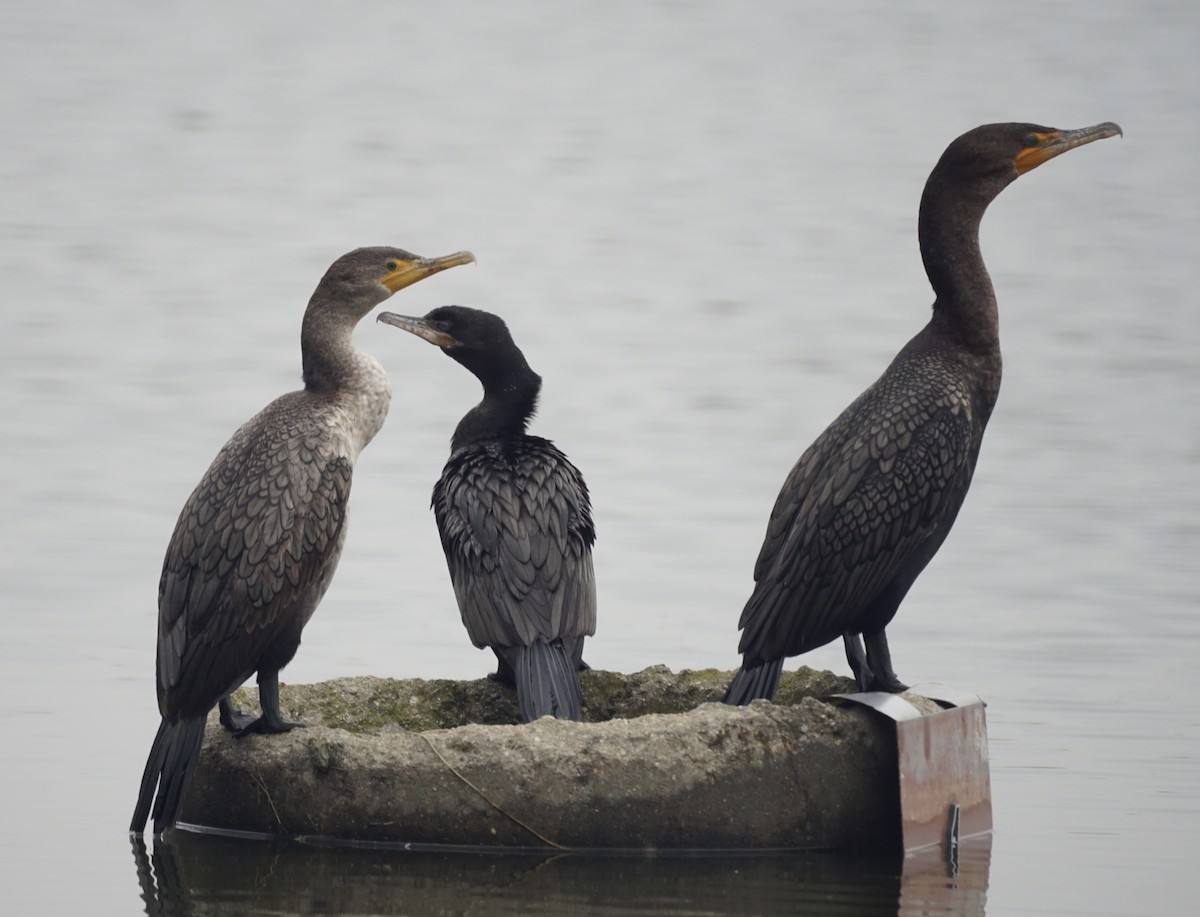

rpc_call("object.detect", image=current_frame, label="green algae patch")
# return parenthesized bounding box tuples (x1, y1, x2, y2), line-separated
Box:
(232, 675, 524, 733)
(230, 665, 857, 732)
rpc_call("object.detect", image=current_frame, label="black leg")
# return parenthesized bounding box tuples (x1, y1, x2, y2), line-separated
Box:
(488, 649, 517, 688)
(863, 630, 909, 693)
(843, 633, 875, 692)
(218, 696, 257, 733)
(566, 635, 590, 672)
(233, 669, 306, 738)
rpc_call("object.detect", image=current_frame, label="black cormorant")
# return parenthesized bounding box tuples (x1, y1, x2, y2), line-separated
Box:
(379, 305, 596, 722)
(724, 121, 1121, 704)
(130, 246, 475, 834)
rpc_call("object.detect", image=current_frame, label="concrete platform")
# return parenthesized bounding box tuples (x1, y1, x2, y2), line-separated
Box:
(181, 666, 990, 852)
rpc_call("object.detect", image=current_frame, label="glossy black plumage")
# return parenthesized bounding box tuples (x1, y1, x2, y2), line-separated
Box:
(380, 305, 596, 722)
(725, 121, 1121, 703)
(131, 246, 474, 834)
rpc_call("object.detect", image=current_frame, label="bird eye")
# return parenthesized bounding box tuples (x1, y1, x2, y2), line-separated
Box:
(386, 261, 398, 271)
(1023, 135, 1038, 148)
(434, 320, 453, 332)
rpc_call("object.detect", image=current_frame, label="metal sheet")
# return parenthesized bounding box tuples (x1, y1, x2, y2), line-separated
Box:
(829, 691, 925, 721)
(829, 690, 993, 853)
(895, 702, 992, 851)
(906, 682, 985, 710)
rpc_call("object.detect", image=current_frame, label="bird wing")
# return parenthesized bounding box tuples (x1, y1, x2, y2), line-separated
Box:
(155, 400, 353, 717)
(738, 367, 976, 658)
(432, 437, 596, 651)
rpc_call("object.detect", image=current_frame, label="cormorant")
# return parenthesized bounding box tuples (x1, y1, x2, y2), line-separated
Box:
(130, 246, 475, 834)
(724, 121, 1121, 704)
(378, 305, 596, 722)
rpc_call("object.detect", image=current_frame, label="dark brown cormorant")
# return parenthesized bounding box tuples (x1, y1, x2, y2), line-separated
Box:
(130, 246, 475, 834)
(378, 305, 596, 722)
(724, 121, 1121, 704)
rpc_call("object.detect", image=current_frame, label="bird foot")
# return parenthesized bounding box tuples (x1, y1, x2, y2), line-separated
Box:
(866, 674, 909, 694)
(219, 705, 259, 734)
(232, 717, 307, 739)
(851, 664, 875, 693)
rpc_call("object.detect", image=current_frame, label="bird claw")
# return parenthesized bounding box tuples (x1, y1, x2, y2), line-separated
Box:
(867, 674, 909, 694)
(232, 717, 307, 739)
(219, 706, 259, 733)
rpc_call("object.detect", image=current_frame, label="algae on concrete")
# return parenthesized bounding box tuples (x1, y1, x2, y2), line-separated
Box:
(191, 666, 902, 850)
(231, 665, 857, 733)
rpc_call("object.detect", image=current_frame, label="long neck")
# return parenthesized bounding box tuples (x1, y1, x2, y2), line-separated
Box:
(451, 355, 542, 452)
(918, 172, 1002, 355)
(302, 305, 369, 394)
(299, 301, 392, 460)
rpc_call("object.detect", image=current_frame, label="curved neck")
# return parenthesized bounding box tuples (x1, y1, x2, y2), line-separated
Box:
(918, 174, 1000, 354)
(301, 306, 363, 393)
(451, 355, 542, 452)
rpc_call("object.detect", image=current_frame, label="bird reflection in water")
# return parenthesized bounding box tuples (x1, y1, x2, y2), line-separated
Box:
(131, 835, 194, 917)
(130, 829, 991, 916)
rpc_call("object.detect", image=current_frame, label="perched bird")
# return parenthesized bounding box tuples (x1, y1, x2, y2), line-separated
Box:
(131, 246, 475, 834)
(725, 121, 1121, 704)
(379, 305, 596, 722)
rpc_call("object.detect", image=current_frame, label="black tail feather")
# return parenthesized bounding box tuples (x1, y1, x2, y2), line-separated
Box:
(130, 716, 207, 835)
(722, 658, 784, 705)
(515, 640, 583, 722)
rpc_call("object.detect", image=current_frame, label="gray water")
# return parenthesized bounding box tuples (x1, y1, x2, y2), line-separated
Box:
(2, 2, 1198, 914)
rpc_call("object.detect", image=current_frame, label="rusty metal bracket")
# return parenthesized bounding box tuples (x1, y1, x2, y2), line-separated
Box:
(830, 685, 993, 854)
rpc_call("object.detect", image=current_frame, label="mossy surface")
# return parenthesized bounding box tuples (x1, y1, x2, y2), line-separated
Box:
(229, 665, 857, 734)
(192, 665, 904, 849)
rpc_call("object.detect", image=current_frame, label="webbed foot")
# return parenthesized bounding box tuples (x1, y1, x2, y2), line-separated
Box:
(866, 673, 910, 693)
(218, 697, 258, 733)
(232, 716, 307, 739)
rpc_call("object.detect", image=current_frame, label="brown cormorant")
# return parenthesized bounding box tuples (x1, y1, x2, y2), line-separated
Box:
(130, 246, 475, 834)
(724, 121, 1121, 704)
(378, 305, 596, 722)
